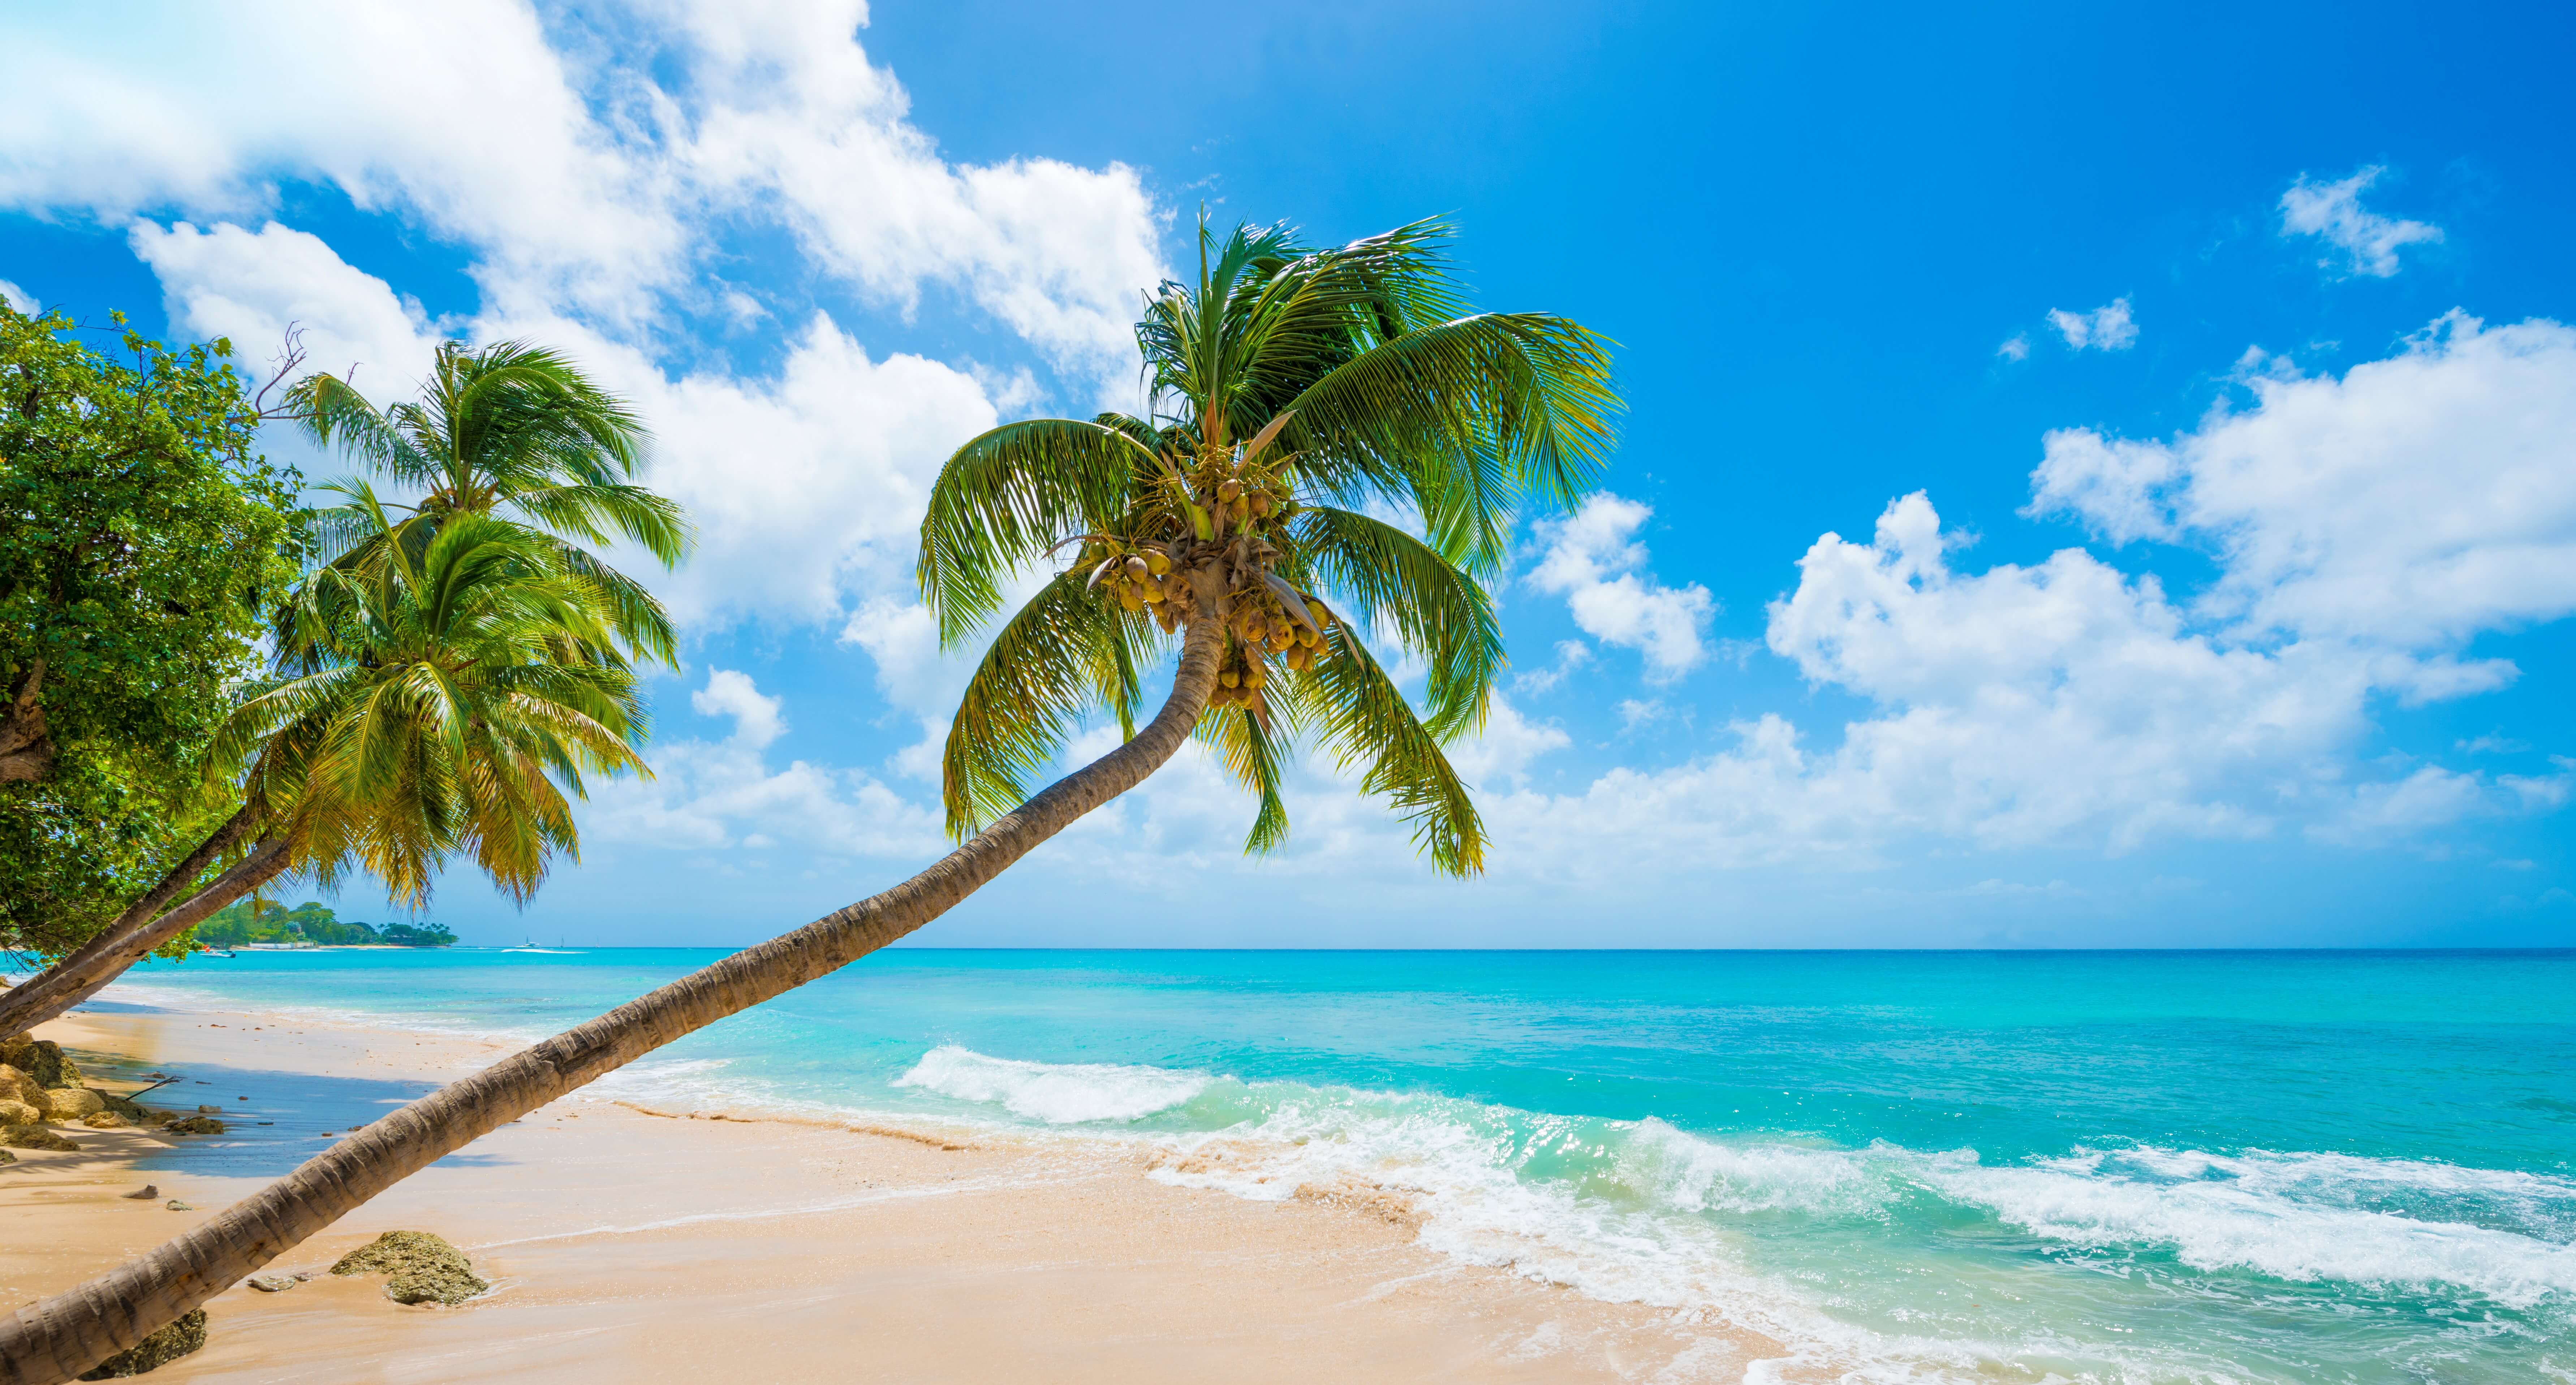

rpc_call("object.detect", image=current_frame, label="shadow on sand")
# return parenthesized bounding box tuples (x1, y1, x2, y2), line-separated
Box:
(56, 1004, 519, 1180)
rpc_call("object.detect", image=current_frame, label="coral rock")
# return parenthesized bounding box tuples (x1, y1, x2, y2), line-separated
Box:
(330, 1230, 489, 1306)
(83, 1110, 130, 1129)
(0, 1098, 40, 1126)
(165, 1116, 225, 1136)
(42, 1087, 105, 1121)
(1, 1124, 78, 1151)
(75, 1308, 205, 1379)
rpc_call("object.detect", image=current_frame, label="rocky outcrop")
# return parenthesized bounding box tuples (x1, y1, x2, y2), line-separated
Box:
(0, 1064, 48, 1112)
(0, 1037, 83, 1090)
(82, 1110, 130, 1129)
(74, 1308, 205, 1378)
(329, 1230, 490, 1306)
(41, 1087, 105, 1121)
(1, 1124, 79, 1151)
(95, 1089, 147, 1121)
(0, 1098, 39, 1126)
(163, 1116, 224, 1136)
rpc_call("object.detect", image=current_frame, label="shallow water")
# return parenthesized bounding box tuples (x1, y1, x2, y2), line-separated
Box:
(80, 947, 2576, 1382)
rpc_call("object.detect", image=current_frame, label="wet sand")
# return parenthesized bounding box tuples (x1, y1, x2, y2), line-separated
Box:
(3, 1004, 1782, 1383)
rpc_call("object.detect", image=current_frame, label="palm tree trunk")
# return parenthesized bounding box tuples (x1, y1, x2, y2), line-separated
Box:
(0, 808, 259, 1041)
(0, 618, 1224, 1385)
(0, 840, 290, 1044)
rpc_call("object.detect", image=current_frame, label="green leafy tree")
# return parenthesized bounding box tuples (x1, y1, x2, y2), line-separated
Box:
(0, 301, 302, 963)
(0, 216, 1619, 1381)
(4, 337, 684, 1035)
(0, 510, 653, 1037)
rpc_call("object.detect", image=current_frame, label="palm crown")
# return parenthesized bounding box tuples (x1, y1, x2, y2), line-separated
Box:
(292, 339, 692, 668)
(218, 504, 651, 906)
(921, 217, 1618, 873)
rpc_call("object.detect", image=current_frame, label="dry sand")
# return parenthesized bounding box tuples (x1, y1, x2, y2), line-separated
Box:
(2, 1004, 1783, 1383)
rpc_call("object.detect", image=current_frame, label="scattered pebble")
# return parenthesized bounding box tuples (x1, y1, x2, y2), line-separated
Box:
(165, 1200, 193, 1211)
(246, 1274, 298, 1293)
(120, 1185, 159, 1200)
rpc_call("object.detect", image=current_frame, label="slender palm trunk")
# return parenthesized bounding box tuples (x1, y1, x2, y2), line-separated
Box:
(0, 808, 259, 1041)
(0, 618, 1224, 1385)
(0, 838, 290, 1043)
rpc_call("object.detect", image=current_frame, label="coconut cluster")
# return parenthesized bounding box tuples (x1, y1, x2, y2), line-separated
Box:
(1074, 433, 1335, 719)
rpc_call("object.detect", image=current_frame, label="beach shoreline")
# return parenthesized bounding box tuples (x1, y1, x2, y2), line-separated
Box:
(1, 996, 1785, 1383)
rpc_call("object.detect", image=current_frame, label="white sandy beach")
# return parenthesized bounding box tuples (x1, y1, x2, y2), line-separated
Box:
(3, 1002, 1784, 1383)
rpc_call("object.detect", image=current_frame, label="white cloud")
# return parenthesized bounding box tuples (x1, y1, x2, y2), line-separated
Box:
(1996, 333, 2030, 362)
(0, 2, 680, 318)
(2047, 298, 2137, 351)
(1455, 306, 2576, 877)
(2280, 166, 2442, 279)
(1512, 639, 1591, 695)
(1526, 495, 1716, 681)
(587, 669, 940, 860)
(1441, 695, 1569, 790)
(0, 1, 1166, 366)
(0, 279, 33, 313)
(691, 669, 784, 750)
(2031, 313, 2576, 652)
(131, 220, 1006, 635)
(132, 220, 440, 402)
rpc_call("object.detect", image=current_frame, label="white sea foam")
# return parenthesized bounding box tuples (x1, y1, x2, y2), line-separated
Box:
(1912, 1143, 2576, 1308)
(893, 1044, 1209, 1124)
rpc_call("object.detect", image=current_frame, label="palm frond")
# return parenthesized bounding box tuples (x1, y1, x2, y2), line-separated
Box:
(1286, 620, 1486, 876)
(919, 419, 1156, 643)
(1286, 506, 1501, 739)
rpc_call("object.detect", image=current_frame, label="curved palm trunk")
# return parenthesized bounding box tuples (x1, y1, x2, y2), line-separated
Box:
(0, 618, 1224, 1385)
(0, 840, 292, 1043)
(0, 808, 259, 1041)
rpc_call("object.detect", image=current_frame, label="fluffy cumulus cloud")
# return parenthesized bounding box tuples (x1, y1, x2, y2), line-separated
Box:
(1527, 495, 1717, 681)
(2279, 167, 2443, 279)
(131, 220, 441, 402)
(1444, 314, 2576, 877)
(0, 279, 33, 313)
(2047, 298, 2137, 351)
(2030, 313, 2576, 652)
(0, 0, 1164, 639)
(585, 669, 942, 860)
(127, 221, 1002, 629)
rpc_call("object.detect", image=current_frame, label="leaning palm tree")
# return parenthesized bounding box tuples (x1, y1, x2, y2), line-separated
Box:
(292, 337, 691, 668)
(0, 506, 650, 1040)
(0, 216, 1616, 1383)
(3, 341, 686, 1035)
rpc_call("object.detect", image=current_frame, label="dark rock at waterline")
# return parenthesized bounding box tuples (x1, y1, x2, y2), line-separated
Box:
(75, 1308, 205, 1378)
(331, 1230, 488, 1306)
(165, 1116, 224, 1136)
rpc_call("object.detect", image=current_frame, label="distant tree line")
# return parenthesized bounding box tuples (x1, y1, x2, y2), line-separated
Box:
(192, 899, 454, 949)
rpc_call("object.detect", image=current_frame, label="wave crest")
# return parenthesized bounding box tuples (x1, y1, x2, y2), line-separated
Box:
(893, 1044, 1209, 1124)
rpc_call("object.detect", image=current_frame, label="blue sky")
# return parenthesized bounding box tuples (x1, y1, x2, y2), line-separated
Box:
(4, 1, 2571, 948)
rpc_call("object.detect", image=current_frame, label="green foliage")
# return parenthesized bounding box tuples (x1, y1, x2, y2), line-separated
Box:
(919, 216, 1618, 874)
(189, 899, 449, 948)
(233, 504, 654, 906)
(0, 301, 301, 959)
(290, 339, 691, 668)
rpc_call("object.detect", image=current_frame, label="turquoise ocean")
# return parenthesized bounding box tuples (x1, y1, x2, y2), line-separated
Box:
(80, 948, 2576, 1382)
